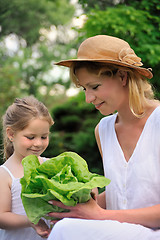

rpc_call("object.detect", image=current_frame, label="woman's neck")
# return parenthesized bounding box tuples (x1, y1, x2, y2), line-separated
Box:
(116, 99, 159, 126)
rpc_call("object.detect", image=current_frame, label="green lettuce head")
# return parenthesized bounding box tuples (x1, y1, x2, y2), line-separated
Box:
(20, 151, 110, 224)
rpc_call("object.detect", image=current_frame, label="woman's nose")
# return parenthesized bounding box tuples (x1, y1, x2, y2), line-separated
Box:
(85, 90, 96, 103)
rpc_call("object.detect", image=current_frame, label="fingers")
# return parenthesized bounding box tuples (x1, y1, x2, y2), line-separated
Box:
(48, 200, 72, 210)
(40, 230, 50, 238)
(34, 219, 51, 238)
(36, 229, 51, 238)
(48, 210, 74, 219)
(90, 191, 96, 200)
(48, 200, 76, 221)
(47, 198, 97, 221)
(50, 220, 59, 225)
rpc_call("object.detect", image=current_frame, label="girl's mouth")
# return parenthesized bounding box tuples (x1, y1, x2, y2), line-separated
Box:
(30, 149, 42, 154)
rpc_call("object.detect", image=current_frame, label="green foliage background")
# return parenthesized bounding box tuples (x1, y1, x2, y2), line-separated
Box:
(0, 0, 75, 46)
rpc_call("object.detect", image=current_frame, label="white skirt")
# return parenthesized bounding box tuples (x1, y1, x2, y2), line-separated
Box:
(48, 218, 160, 240)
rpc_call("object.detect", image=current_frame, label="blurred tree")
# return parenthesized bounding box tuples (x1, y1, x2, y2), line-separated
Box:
(0, 39, 77, 109)
(0, 44, 22, 118)
(78, 0, 116, 12)
(78, 0, 160, 15)
(0, 0, 75, 46)
(0, 65, 21, 118)
(0, 0, 76, 114)
(123, 0, 160, 16)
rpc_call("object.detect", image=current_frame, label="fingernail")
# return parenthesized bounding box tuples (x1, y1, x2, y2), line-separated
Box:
(48, 201, 52, 204)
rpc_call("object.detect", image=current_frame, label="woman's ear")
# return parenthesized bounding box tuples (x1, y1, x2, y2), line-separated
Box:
(6, 127, 14, 141)
(118, 70, 128, 86)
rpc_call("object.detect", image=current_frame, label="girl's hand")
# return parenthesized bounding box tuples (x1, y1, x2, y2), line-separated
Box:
(48, 198, 106, 224)
(31, 219, 51, 238)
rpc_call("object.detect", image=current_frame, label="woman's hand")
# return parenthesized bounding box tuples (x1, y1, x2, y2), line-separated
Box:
(48, 198, 106, 224)
(31, 219, 51, 238)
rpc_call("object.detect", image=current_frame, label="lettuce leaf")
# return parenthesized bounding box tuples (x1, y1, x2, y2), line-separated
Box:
(20, 152, 110, 224)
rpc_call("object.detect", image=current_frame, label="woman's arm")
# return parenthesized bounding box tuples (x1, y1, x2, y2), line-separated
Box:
(48, 198, 160, 229)
(115, 204, 160, 228)
(95, 124, 103, 158)
(95, 123, 107, 210)
(97, 191, 106, 209)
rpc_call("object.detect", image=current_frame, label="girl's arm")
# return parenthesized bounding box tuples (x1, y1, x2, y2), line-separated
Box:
(0, 168, 50, 237)
(0, 168, 31, 229)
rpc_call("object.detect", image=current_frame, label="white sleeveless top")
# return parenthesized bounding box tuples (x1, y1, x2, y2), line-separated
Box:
(46, 109, 160, 240)
(99, 107, 160, 211)
(47, 108, 160, 240)
(0, 158, 47, 240)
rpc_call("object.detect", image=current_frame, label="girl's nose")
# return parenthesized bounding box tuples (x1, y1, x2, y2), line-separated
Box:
(85, 90, 96, 103)
(33, 138, 42, 147)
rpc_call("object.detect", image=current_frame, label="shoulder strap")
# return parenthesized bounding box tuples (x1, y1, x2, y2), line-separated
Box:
(42, 157, 49, 162)
(0, 165, 15, 180)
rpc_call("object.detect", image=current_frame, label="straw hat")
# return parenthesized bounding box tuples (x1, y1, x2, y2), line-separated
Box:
(55, 35, 153, 79)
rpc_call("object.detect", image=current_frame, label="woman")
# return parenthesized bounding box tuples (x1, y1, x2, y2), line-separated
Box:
(48, 35, 160, 240)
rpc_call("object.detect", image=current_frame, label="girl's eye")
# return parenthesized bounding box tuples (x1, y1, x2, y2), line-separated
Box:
(26, 136, 34, 140)
(41, 136, 48, 139)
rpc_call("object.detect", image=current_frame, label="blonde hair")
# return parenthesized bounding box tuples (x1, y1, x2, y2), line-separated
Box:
(70, 61, 154, 117)
(2, 96, 54, 161)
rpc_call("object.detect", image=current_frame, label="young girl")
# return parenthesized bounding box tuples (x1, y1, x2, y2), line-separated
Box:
(0, 96, 54, 239)
(47, 35, 160, 239)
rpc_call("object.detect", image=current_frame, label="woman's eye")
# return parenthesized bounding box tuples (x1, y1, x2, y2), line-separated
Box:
(92, 85, 99, 90)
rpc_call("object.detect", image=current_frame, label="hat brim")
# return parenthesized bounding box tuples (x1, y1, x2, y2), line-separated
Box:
(54, 59, 153, 79)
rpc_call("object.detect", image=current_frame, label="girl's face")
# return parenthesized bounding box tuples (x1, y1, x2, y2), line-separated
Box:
(10, 118, 50, 160)
(76, 67, 128, 115)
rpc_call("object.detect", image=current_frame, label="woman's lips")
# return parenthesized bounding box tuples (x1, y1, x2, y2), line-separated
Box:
(95, 102, 104, 109)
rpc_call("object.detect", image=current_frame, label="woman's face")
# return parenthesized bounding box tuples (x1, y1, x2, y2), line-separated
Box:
(76, 67, 128, 115)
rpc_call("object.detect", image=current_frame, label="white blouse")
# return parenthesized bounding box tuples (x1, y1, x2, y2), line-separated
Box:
(99, 107, 160, 211)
